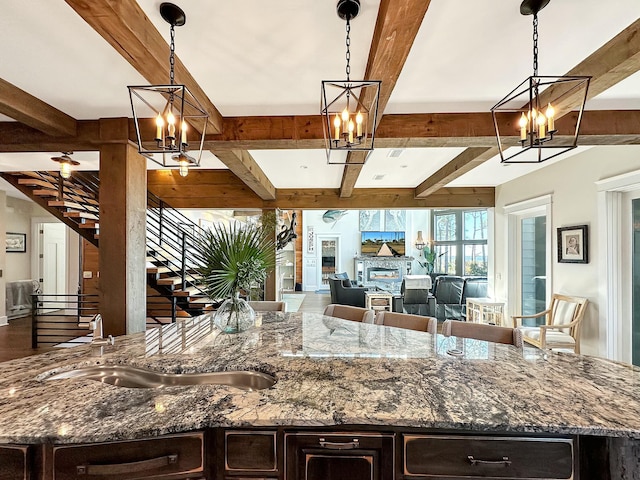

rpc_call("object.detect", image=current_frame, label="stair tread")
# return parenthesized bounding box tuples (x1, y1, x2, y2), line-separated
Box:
(63, 211, 99, 220)
(147, 266, 172, 274)
(156, 277, 183, 286)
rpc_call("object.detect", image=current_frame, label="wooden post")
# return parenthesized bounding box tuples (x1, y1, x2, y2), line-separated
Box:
(262, 209, 277, 301)
(98, 118, 147, 336)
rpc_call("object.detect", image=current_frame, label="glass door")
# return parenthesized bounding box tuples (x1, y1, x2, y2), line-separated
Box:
(318, 236, 339, 288)
(520, 215, 547, 320)
(633, 198, 640, 366)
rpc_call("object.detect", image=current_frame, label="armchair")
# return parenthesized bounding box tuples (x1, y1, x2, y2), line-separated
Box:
(512, 294, 588, 353)
(327, 276, 367, 308)
(432, 275, 464, 321)
(401, 275, 432, 316)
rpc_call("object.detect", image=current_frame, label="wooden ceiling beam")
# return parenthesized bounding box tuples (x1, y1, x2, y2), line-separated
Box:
(1, 110, 640, 153)
(209, 149, 276, 200)
(340, 0, 432, 197)
(0, 78, 77, 136)
(147, 170, 494, 209)
(540, 18, 640, 116)
(64, 0, 223, 134)
(415, 147, 499, 198)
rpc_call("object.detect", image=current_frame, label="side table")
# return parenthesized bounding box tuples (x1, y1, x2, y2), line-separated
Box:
(466, 298, 505, 326)
(365, 291, 394, 312)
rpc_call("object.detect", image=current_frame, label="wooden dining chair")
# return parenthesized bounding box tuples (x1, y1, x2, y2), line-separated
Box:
(442, 320, 523, 347)
(248, 301, 286, 312)
(323, 304, 374, 323)
(374, 311, 437, 334)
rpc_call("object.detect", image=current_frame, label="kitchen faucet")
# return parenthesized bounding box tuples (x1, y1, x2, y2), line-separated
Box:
(79, 314, 114, 346)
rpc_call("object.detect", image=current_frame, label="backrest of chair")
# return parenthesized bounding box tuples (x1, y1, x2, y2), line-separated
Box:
(442, 320, 522, 347)
(461, 277, 488, 304)
(248, 301, 286, 312)
(375, 311, 437, 333)
(434, 276, 464, 304)
(323, 304, 374, 323)
(327, 277, 342, 303)
(549, 294, 589, 339)
(403, 288, 430, 305)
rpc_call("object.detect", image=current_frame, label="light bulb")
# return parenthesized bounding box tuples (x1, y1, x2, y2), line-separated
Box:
(333, 114, 341, 140)
(167, 111, 176, 140)
(356, 111, 363, 137)
(155, 114, 164, 141)
(546, 103, 555, 131)
(179, 160, 189, 177)
(181, 121, 188, 145)
(60, 161, 72, 179)
(519, 113, 528, 141)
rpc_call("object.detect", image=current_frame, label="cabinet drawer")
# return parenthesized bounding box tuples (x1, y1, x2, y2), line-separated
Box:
(0, 445, 30, 480)
(52, 432, 204, 480)
(404, 435, 574, 479)
(225, 430, 277, 473)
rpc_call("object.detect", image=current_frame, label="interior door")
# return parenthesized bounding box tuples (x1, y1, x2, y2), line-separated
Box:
(39, 223, 67, 296)
(318, 236, 339, 288)
(622, 190, 640, 366)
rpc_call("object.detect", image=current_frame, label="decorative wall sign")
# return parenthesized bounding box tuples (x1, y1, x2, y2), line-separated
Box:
(385, 210, 406, 231)
(307, 225, 315, 254)
(6, 232, 26, 253)
(557, 225, 588, 264)
(359, 210, 382, 231)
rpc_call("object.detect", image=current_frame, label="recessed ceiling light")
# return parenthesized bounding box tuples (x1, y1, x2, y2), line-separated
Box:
(372, 174, 386, 181)
(300, 165, 308, 169)
(400, 164, 408, 168)
(387, 149, 405, 158)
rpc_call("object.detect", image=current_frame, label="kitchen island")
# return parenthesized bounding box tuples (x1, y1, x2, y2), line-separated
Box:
(1, 311, 639, 478)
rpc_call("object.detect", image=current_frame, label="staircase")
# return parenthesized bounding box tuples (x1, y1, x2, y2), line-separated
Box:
(1, 171, 215, 322)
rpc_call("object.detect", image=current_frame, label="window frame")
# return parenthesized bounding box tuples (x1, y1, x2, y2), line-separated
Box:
(431, 208, 488, 276)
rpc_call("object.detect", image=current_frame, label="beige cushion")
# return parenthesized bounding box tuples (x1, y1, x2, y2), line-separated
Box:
(554, 300, 578, 326)
(521, 328, 575, 345)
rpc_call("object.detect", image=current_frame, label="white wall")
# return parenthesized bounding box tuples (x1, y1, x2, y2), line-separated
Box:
(5, 197, 37, 282)
(301, 209, 432, 291)
(494, 145, 640, 357)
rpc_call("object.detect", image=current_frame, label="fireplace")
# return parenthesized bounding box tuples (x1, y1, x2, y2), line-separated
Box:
(355, 256, 413, 289)
(367, 267, 400, 283)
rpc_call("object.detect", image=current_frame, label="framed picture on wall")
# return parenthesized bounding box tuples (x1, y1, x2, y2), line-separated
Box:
(359, 210, 382, 231)
(6, 232, 26, 253)
(557, 225, 588, 264)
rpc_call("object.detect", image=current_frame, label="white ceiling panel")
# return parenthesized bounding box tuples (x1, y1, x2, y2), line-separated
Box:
(250, 150, 345, 188)
(385, 0, 640, 114)
(356, 148, 467, 188)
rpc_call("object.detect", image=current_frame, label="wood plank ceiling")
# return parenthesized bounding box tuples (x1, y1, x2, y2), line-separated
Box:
(0, 3, 639, 209)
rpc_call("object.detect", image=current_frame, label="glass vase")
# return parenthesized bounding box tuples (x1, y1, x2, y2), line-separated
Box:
(214, 293, 255, 334)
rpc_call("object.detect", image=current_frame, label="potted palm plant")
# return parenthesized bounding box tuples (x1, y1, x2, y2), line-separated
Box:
(198, 221, 276, 333)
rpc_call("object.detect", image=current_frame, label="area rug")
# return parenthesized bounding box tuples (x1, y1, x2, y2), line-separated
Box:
(282, 293, 306, 312)
(314, 289, 330, 294)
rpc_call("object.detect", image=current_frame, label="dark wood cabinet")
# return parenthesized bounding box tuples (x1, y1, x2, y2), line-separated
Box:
(0, 445, 30, 480)
(404, 434, 575, 479)
(50, 432, 204, 480)
(0, 428, 598, 480)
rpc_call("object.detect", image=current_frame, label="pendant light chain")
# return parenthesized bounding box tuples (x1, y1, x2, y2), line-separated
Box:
(345, 16, 351, 82)
(532, 13, 539, 77)
(169, 24, 176, 85)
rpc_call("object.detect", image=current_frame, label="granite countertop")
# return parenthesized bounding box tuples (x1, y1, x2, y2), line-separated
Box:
(1, 311, 640, 444)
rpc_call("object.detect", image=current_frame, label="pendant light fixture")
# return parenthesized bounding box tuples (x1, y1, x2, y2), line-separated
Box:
(128, 2, 208, 177)
(321, 0, 381, 165)
(51, 152, 79, 179)
(491, 0, 590, 164)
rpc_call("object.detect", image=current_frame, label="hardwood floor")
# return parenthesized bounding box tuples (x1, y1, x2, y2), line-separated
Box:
(0, 316, 50, 363)
(0, 292, 333, 362)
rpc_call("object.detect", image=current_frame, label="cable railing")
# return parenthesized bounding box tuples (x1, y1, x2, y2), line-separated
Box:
(31, 294, 205, 348)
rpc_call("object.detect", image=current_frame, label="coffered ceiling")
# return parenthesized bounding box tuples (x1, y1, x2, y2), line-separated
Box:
(0, 0, 639, 207)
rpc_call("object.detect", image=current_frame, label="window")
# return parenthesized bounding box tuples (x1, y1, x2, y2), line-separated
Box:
(432, 209, 488, 276)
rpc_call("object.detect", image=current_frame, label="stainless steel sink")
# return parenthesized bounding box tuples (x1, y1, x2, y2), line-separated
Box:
(45, 365, 276, 390)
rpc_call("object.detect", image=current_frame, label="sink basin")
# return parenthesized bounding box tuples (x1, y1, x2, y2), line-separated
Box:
(45, 365, 276, 391)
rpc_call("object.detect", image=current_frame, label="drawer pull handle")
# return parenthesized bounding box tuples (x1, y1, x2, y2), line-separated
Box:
(76, 453, 178, 475)
(318, 438, 360, 450)
(467, 455, 511, 467)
